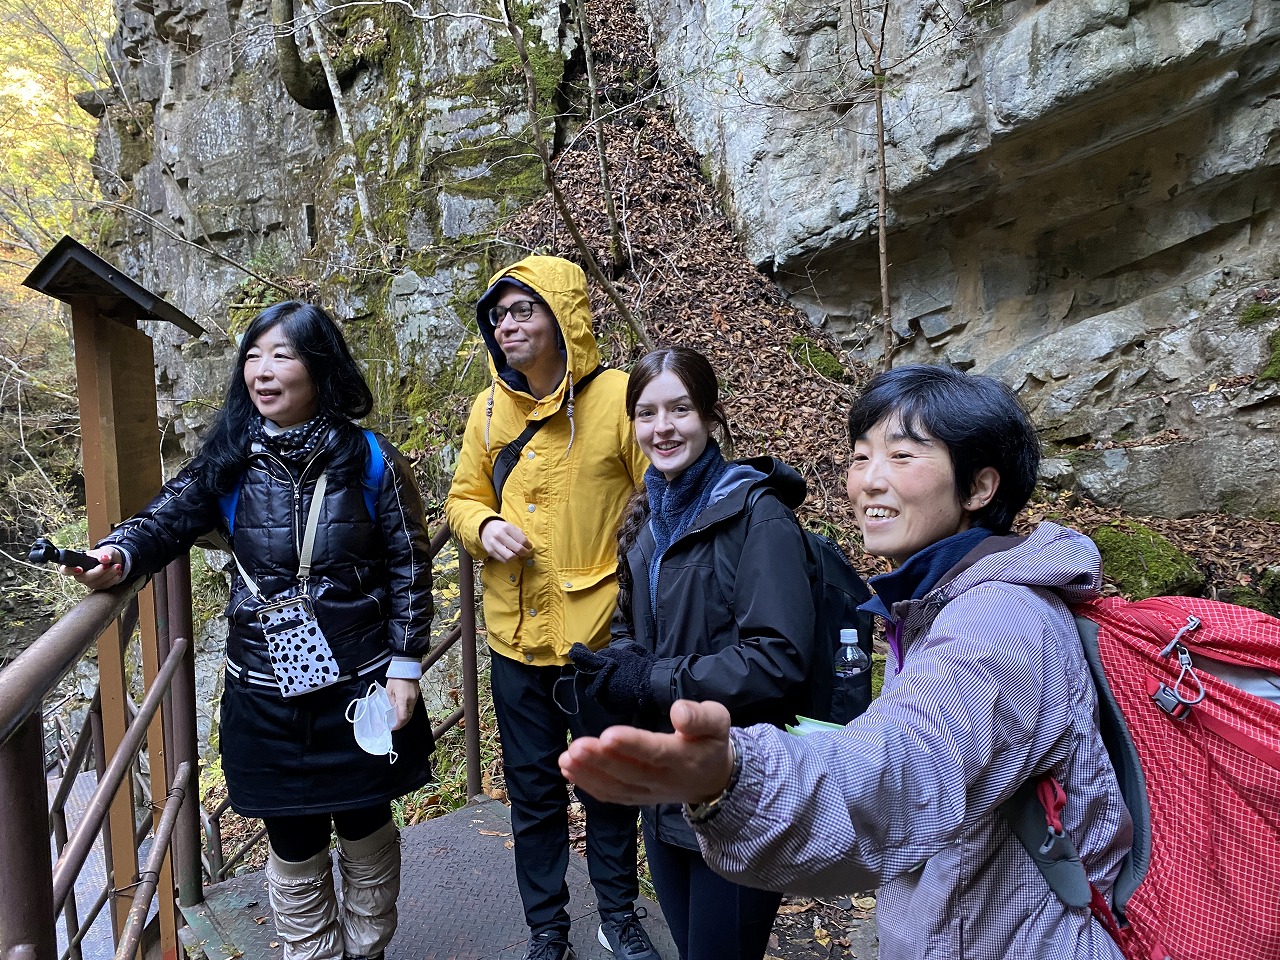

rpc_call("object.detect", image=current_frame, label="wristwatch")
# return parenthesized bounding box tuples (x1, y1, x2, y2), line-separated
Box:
(684, 737, 742, 824)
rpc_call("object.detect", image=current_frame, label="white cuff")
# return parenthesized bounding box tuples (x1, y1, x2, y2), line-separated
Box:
(387, 656, 423, 681)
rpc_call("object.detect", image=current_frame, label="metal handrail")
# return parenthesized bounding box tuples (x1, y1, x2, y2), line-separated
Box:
(51, 634, 190, 914)
(0, 581, 144, 747)
(1, 522, 480, 959)
(113, 761, 193, 960)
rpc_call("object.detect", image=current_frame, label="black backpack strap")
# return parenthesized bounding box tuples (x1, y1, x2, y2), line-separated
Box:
(491, 366, 603, 508)
(1002, 611, 1148, 938)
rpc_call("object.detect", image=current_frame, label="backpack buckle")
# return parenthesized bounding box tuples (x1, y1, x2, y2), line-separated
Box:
(1150, 681, 1195, 720)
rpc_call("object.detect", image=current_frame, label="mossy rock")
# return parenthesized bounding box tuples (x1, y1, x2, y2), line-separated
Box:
(1260, 568, 1280, 616)
(1093, 521, 1205, 600)
(1239, 302, 1278, 326)
(1261, 329, 1280, 382)
(1218, 586, 1277, 616)
(788, 335, 847, 380)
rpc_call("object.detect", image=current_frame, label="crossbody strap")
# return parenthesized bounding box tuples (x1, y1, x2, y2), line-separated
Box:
(491, 366, 603, 508)
(233, 472, 328, 600)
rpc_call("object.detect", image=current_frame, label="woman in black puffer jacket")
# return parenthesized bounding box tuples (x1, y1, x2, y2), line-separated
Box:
(569, 347, 819, 960)
(61, 302, 434, 960)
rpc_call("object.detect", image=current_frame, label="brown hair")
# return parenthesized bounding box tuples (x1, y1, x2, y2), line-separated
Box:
(615, 347, 733, 613)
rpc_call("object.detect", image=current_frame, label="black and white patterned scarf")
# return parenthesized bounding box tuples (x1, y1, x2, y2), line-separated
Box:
(250, 413, 335, 466)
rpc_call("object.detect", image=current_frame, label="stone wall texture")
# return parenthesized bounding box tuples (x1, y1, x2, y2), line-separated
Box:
(634, 0, 1280, 518)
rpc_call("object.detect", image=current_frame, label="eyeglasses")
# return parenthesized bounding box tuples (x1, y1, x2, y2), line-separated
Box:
(487, 299, 542, 328)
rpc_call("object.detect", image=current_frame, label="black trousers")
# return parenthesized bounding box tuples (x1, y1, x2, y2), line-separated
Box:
(490, 654, 640, 936)
(264, 802, 393, 862)
(643, 821, 782, 960)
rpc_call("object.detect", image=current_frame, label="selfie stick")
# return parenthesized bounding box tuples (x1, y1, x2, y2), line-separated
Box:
(28, 537, 103, 571)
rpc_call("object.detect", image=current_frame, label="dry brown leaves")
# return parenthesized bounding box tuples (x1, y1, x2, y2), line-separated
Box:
(499, 0, 869, 544)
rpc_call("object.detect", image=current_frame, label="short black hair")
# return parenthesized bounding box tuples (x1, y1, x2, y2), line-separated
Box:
(846, 364, 1040, 533)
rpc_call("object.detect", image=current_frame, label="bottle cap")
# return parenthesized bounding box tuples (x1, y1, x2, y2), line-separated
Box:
(839, 628, 858, 644)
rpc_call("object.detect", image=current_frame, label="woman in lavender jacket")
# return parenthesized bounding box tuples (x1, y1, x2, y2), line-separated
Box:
(560, 365, 1133, 960)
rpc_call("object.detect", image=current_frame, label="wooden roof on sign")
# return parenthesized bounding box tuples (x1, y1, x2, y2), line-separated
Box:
(22, 235, 204, 336)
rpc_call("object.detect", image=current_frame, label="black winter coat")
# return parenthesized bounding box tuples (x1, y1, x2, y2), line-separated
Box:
(614, 456, 818, 848)
(99, 428, 436, 816)
(102, 432, 434, 677)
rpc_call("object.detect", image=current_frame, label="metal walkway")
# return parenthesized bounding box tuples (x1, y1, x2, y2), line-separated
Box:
(182, 797, 679, 960)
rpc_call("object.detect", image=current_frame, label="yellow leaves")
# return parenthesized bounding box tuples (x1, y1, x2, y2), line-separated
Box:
(776, 901, 812, 915)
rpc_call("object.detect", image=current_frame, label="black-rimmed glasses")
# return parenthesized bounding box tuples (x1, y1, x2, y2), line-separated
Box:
(487, 299, 541, 328)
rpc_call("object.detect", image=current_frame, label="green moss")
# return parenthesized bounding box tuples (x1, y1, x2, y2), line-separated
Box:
(1219, 586, 1277, 616)
(1260, 330, 1280, 382)
(871, 652, 887, 700)
(788, 335, 847, 380)
(1260, 568, 1280, 616)
(226, 278, 290, 337)
(1093, 521, 1205, 600)
(110, 103, 154, 182)
(1239, 302, 1278, 326)
(456, 4, 563, 109)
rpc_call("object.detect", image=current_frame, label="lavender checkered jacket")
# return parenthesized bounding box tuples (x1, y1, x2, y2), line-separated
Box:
(693, 523, 1132, 960)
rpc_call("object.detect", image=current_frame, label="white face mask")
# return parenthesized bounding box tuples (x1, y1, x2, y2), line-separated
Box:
(346, 682, 398, 764)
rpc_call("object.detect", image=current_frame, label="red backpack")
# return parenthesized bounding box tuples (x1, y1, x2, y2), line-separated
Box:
(1006, 597, 1280, 960)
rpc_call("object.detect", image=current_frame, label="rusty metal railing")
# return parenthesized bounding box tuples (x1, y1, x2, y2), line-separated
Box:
(0, 567, 191, 960)
(0, 523, 480, 959)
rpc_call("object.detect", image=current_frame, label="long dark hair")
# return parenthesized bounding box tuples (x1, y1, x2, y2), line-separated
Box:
(615, 347, 732, 612)
(847, 364, 1040, 533)
(199, 301, 375, 493)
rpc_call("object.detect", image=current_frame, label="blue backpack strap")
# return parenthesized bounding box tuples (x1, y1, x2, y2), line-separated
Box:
(219, 485, 242, 536)
(362, 429, 385, 521)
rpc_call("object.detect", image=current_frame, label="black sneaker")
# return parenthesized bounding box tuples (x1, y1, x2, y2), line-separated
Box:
(523, 930, 575, 960)
(598, 908, 661, 960)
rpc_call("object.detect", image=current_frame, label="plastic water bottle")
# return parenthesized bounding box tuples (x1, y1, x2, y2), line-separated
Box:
(834, 628, 870, 678)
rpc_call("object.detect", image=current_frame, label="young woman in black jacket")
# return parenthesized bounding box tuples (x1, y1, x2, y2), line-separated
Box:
(570, 347, 819, 960)
(60, 301, 435, 960)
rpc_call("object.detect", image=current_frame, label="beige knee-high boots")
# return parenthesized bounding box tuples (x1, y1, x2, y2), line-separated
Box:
(336, 821, 401, 960)
(266, 847, 343, 960)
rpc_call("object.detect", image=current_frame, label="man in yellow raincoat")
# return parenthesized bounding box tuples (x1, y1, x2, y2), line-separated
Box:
(445, 256, 659, 960)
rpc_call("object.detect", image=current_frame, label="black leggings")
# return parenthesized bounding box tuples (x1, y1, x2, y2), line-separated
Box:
(264, 802, 393, 862)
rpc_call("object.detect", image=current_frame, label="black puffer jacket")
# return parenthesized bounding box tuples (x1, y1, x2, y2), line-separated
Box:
(614, 456, 818, 849)
(100, 430, 434, 678)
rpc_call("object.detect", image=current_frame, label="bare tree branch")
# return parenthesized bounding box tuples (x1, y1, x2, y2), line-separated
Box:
(89, 198, 293, 296)
(501, 0, 653, 350)
(306, 0, 383, 257)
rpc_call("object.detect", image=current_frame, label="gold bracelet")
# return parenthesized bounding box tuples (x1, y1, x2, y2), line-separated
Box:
(685, 737, 741, 824)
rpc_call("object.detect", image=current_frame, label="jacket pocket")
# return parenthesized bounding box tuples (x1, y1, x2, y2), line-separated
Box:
(480, 559, 525, 648)
(561, 566, 618, 651)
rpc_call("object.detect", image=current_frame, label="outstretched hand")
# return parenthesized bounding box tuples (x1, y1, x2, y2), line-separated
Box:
(559, 699, 735, 806)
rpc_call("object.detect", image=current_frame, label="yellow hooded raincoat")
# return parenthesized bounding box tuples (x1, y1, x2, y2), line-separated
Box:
(445, 256, 648, 666)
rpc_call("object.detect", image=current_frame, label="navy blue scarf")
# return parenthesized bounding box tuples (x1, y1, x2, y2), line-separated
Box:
(645, 440, 728, 613)
(860, 526, 995, 625)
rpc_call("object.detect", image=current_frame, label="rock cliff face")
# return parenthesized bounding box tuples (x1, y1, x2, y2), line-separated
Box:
(634, 0, 1280, 518)
(92, 0, 555, 455)
(90, 0, 1279, 521)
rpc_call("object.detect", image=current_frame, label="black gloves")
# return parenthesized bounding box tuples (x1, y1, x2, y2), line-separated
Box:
(569, 641, 655, 714)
